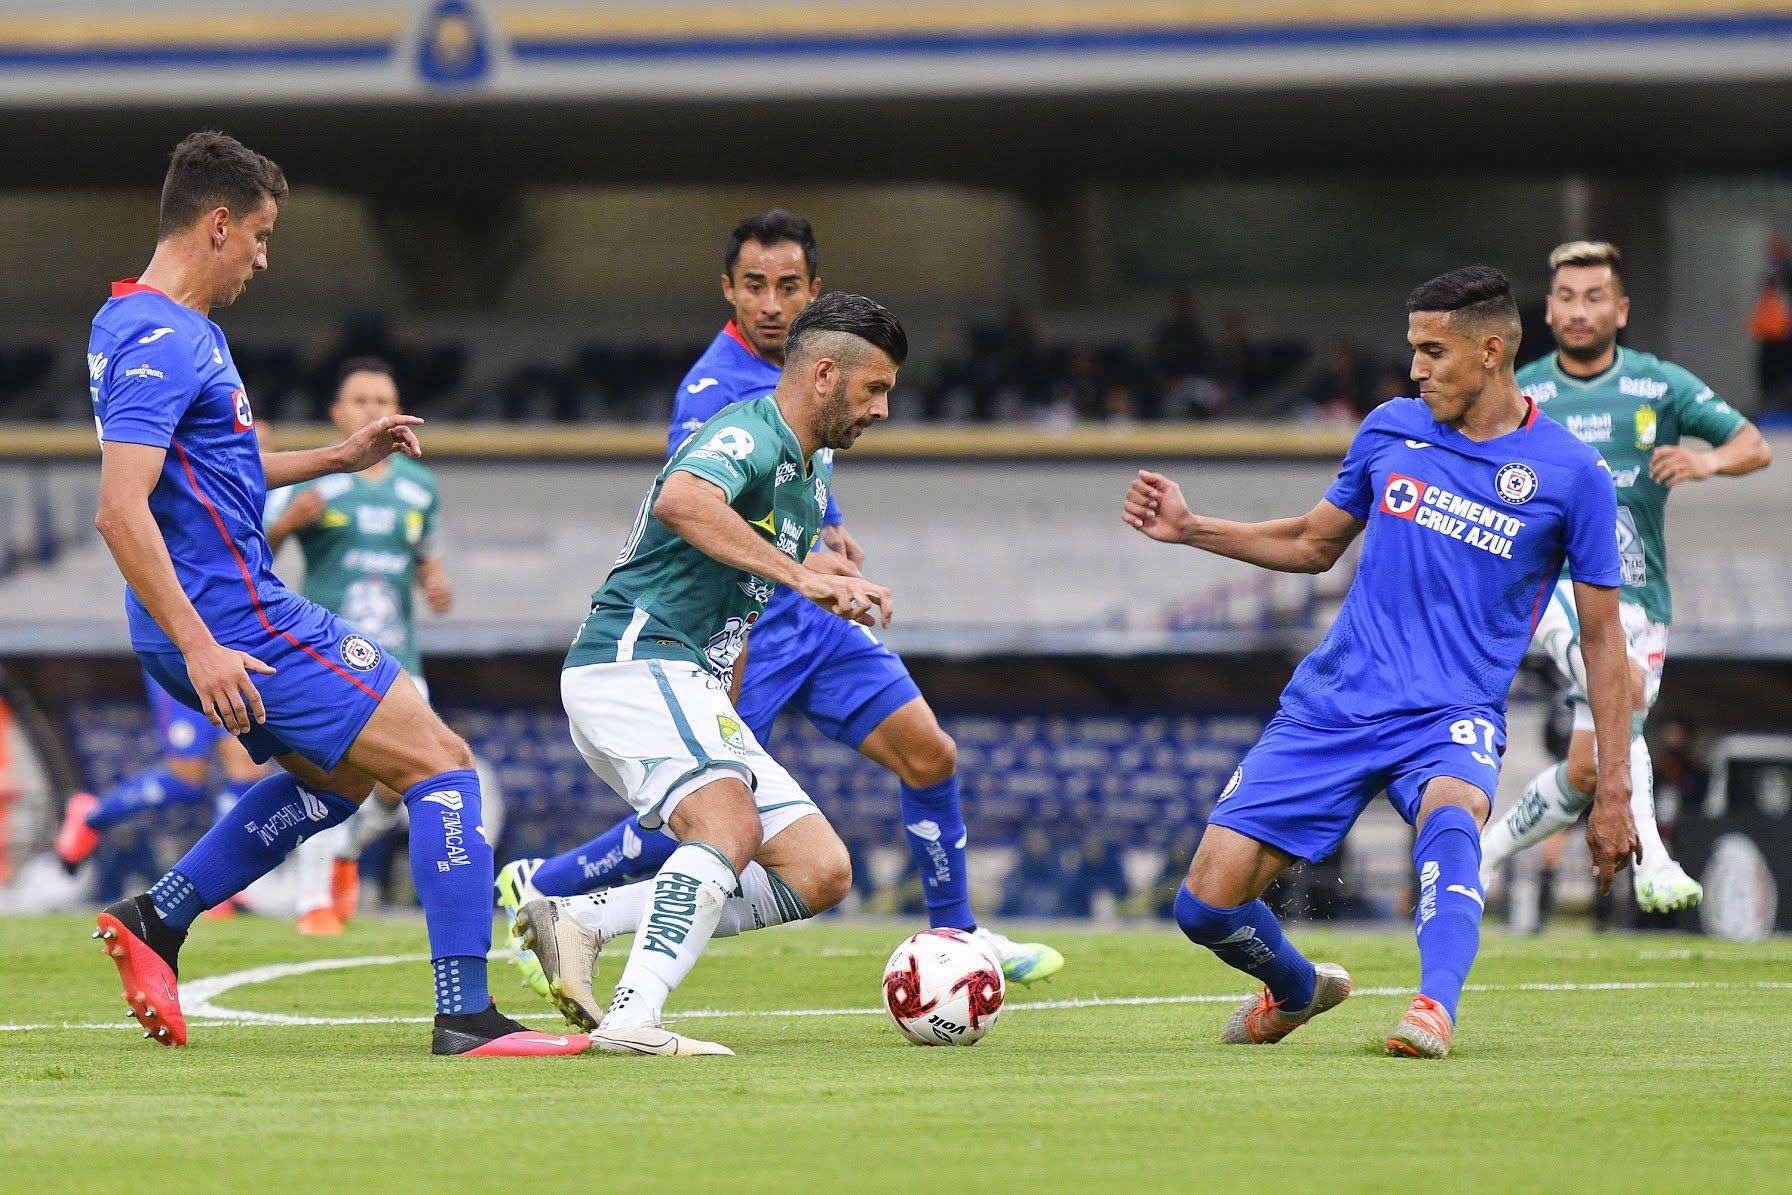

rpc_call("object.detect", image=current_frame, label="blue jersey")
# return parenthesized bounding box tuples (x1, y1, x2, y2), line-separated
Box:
(1281, 397, 1623, 727)
(90, 279, 286, 653)
(669, 321, 841, 526)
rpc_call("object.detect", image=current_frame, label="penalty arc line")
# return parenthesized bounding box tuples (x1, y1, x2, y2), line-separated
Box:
(4, 949, 1791, 1033)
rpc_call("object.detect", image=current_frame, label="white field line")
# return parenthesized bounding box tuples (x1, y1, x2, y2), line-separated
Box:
(5, 950, 1792, 1033)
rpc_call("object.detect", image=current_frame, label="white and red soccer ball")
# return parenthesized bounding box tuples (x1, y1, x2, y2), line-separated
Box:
(881, 928, 1005, 1046)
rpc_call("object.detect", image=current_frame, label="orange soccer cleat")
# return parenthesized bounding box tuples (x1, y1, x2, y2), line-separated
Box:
(95, 895, 188, 1046)
(55, 792, 101, 869)
(1386, 993, 1454, 1059)
(330, 858, 360, 923)
(1221, 962, 1353, 1045)
(296, 907, 345, 936)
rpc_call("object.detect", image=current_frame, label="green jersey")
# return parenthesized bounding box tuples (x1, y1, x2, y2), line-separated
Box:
(267, 456, 440, 674)
(566, 396, 828, 681)
(1518, 347, 1745, 624)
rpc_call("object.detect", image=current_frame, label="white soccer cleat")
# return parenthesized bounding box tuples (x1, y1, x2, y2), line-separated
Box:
(513, 897, 603, 1031)
(1634, 861, 1703, 914)
(591, 1021, 733, 1057)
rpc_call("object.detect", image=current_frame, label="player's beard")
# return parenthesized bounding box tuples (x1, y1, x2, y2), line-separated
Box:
(1556, 327, 1616, 367)
(817, 379, 857, 449)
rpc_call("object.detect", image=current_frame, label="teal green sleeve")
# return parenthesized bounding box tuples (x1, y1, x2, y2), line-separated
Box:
(422, 480, 441, 546)
(669, 418, 775, 501)
(1664, 362, 1747, 446)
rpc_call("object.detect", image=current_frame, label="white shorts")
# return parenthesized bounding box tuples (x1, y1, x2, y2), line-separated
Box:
(1532, 580, 1668, 733)
(561, 658, 820, 841)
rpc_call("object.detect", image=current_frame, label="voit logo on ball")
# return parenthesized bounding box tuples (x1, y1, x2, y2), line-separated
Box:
(340, 635, 382, 671)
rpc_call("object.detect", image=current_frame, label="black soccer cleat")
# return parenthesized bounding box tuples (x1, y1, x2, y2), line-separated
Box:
(431, 1002, 591, 1057)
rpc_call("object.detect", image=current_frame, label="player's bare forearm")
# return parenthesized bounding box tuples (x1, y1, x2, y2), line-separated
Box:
(655, 472, 808, 589)
(1711, 423, 1772, 476)
(261, 415, 425, 488)
(1573, 580, 1643, 887)
(96, 443, 215, 652)
(1181, 511, 1358, 574)
(418, 555, 453, 614)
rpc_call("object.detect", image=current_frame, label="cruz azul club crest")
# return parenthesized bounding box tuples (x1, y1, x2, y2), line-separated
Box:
(339, 634, 381, 671)
(1494, 463, 1538, 505)
(231, 387, 254, 432)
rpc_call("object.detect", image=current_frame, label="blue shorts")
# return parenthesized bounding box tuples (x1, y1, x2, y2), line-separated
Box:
(145, 668, 226, 760)
(138, 592, 402, 771)
(1209, 707, 1506, 863)
(738, 589, 921, 749)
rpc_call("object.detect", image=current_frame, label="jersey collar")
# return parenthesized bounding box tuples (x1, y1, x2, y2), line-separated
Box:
(111, 277, 169, 299)
(1549, 346, 1625, 390)
(722, 319, 765, 362)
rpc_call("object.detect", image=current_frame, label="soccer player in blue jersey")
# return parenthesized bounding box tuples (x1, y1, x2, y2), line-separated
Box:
(85, 131, 583, 1057)
(497, 210, 1061, 987)
(1123, 267, 1642, 1058)
(54, 673, 266, 878)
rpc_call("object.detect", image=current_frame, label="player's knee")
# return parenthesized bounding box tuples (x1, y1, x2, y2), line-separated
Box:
(897, 729, 957, 789)
(1564, 755, 1598, 798)
(803, 839, 854, 913)
(426, 727, 475, 774)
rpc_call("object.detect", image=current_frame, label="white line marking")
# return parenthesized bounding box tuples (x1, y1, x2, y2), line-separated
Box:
(6, 950, 1791, 1033)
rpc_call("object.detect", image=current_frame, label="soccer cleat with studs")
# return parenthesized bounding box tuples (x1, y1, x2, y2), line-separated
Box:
(1386, 993, 1454, 1059)
(513, 898, 603, 1032)
(1221, 962, 1352, 1045)
(94, 895, 188, 1047)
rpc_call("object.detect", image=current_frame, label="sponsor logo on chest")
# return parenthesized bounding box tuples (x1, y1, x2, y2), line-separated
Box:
(1620, 376, 1669, 400)
(1522, 380, 1557, 403)
(356, 505, 398, 535)
(1379, 471, 1528, 560)
(1565, 412, 1611, 443)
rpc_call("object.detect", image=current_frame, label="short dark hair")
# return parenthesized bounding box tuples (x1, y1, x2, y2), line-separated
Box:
(1407, 265, 1522, 355)
(785, 291, 908, 368)
(1549, 240, 1625, 294)
(725, 208, 817, 278)
(335, 356, 397, 395)
(158, 131, 288, 240)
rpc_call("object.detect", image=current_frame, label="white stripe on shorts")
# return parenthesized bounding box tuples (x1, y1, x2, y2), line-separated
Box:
(616, 606, 650, 662)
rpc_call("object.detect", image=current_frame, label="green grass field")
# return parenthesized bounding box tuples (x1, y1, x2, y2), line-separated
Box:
(2, 914, 1788, 1193)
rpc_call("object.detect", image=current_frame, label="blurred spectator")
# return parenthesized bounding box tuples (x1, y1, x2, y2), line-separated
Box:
(1155, 289, 1226, 419)
(998, 825, 1068, 918)
(1652, 715, 1710, 842)
(1302, 340, 1377, 423)
(1751, 238, 1792, 411)
(1063, 835, 1130, 918)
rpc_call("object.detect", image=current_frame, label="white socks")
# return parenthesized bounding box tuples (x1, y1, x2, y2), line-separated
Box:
(600, 843, 736, 1031)
(1483, 761, 1592, 876)
(566, 861, 809, 943)
(1628, 732, 1669, 873)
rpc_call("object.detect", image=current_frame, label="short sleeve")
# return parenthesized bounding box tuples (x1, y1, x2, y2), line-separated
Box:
(670, 418, 775, 502)
(1321, 413, 1383, 520)
(1565, 459, 1624, 586)
(1663, 362, 1747, 447)
(666, 372, 736, 460)
(420, 483, 441, 549)
(263, 482, 299, 523)
(98, 327, 201, 449)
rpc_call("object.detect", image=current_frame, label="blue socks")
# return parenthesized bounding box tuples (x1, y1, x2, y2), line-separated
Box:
(900, 777, 975, 931)
(532, 813, 677, 897)
(1175, 885, 1317, 1008)
(403, 769, 493, 1015)
(87, 767, 208, 830)
(1413, 805, 1485, 1022)
(149, 773, 357, 930)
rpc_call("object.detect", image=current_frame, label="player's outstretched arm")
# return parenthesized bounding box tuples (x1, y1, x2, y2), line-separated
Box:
(654, 470, 891, 626)
(261, 414, 424, 489)
(1122, 470, 1362, 574)
(1649, 421, 1772, 487)
(96, 442, 274, 735)
(1574, 580, 1643, 892)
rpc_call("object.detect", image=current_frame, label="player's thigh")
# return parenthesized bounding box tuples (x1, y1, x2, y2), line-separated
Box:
(1535, 580, 1588, 699)
(562, 658, 756, 832)
(1205, 714, 1387, 871)
(277, 751, 377, 804)
(1185, 823, 1297, 907)
(664, 775, 763, 870)
(340, 668, 472, 793)
(856, 695, 956, 789)
(1385, 710, 1504, 830)
(755, 809, 852, 913)
(1625, 607, 1667, 713)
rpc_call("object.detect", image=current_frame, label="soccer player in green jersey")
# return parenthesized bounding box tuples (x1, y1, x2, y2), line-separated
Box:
(1481, 241, 1772, 913)
(514, 292, 902, 1056)
(266, 358, 458, 933)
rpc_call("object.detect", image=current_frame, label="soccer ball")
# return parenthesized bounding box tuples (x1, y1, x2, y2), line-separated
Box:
(881, 928, 1005, 1046)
